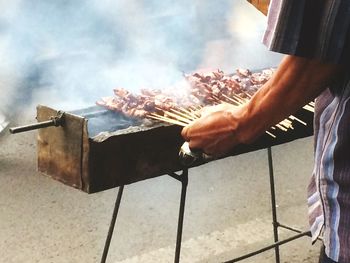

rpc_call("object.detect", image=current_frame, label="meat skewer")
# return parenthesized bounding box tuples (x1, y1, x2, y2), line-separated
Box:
(96, 68, 314, 139)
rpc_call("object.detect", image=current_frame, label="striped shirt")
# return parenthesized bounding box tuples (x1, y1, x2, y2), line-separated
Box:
(262, 1, 350, 262)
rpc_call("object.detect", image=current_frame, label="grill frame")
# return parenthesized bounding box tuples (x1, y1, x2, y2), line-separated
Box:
(36, 104, 313, 193)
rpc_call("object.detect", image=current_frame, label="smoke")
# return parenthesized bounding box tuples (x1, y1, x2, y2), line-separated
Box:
(0, 0, 280, 115)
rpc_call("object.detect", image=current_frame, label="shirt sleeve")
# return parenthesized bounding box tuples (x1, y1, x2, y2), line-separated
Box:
(263, 0, 350, 65)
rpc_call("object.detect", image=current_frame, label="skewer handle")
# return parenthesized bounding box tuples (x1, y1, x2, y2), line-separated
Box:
(9, 111, 65, 134)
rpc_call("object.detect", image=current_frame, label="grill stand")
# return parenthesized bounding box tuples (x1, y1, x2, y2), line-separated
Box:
(100, 147, 317, 263)
(168, 170, 189, 263)
(223, 147, 313, 263)
(100, 170, 189, 263)
(101, 185, 125, 263)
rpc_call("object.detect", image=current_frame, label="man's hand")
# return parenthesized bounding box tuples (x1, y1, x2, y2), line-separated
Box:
(181, 55, 343, 157)
(181, 103, 247, 157)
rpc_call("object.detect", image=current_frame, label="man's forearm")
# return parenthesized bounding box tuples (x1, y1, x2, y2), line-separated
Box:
(237, 55, 344, 143)
(181, 55, 344, 156)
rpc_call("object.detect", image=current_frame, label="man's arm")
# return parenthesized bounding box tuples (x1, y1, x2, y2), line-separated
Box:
(181, 55, 344, 156)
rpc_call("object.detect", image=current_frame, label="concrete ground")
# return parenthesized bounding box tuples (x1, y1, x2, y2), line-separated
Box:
(0, 111, 9, 134)
(0, 115, 322, 263)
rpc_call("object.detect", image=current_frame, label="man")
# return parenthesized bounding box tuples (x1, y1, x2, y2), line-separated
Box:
(181, 1, 350, 262)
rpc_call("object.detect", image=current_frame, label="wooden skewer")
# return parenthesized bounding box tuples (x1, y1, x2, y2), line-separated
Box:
(237, 95, 248, 103)
(162, 110, 193, 124)
(279, 124, 290, 130)
(149, 112, 187, 123)
(147, 90, 311, 136)
(177, 107, 201, 119)
(303, 105, 315, 113)
(229, 95, 244, 104)
(276, 123, 288, 132)
(219, 100, 235, 106)
(279, 119, 293, 129)
(186, 111, 201, 119)
(155, 106, 195, 122)
(283, 119, 294, 129)
(279, 123, 291, 130)
(147, 114, 188, 127)
(283, 118, 293, 124)
(170, 108, 197, 121)
(244, 92, 252, 98)
(232, 94, 246, 103)
(147, 115, 186, 127)
(222, 94, 241, 105)
(289, 115, 307, 126)
(208, 98, 220, 105)
(266, 131, 276, 138)
(211, 94, 221, 101)
(189, 105, 203, 113)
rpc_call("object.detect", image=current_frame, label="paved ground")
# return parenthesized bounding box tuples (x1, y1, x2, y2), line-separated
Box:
(0, 111, 9, 134)
(0, 115, 321, 263)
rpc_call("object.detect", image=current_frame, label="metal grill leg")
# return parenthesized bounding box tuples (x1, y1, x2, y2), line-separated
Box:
(173, 169, 189, 263)
(100, 185, 125, 263)
(167, 170, 189, 262)
(223, 147, 309, 263)
(267, 147, 280, 263)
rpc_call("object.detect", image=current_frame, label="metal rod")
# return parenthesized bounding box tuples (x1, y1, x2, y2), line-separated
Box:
(223, 231, 310, 263)
(101, 185, 125, 263)
(168, 172, 183, 182)
(9, 120, 57, 134)
(278, 223, 307, 234)
(174, 169, 189, 263)
(9, 111, 65, 134)
(277, 224, 323, 241)
(267, 147, 280, 263)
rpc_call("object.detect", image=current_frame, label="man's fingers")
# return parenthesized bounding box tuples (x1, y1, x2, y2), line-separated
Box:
(181, 126, 189, 140)
(188, 139, 201, 151)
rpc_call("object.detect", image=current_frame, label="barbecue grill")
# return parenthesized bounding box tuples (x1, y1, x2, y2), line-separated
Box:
(9, 102, 314, 262)
(9, 103, 315, 262)
(10, 103, 313, 193)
